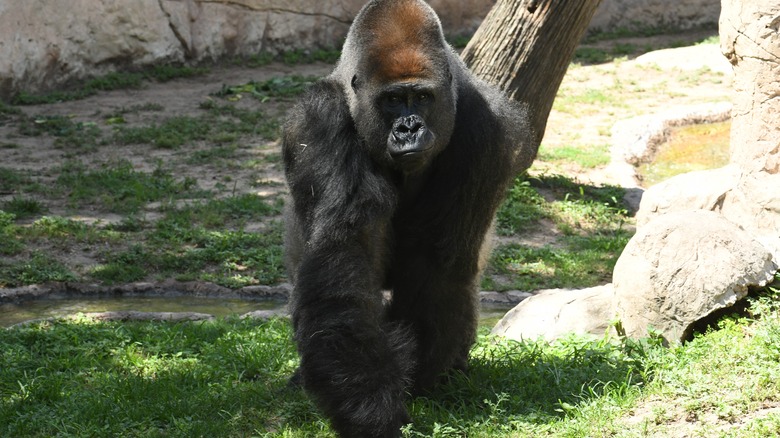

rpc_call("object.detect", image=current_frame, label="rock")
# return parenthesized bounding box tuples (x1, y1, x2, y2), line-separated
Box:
(634, 44, 733, 74)
(241, 308, 289, 320)
(613, 210, 777, 344)
(239, 283, 292, 300)
(720, 0, 780, 175)
(0, 0, 493, 99)
(478, 291, 512, 305)
(721, 171, 780, 259)
(636, 164, 740, 227)
(491, 285, 614, 342)
(638, 166, 780, 261)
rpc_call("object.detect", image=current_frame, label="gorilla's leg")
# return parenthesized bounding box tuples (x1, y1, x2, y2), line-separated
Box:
(388, 255, 479, 393)
(292, 242, 415, 438)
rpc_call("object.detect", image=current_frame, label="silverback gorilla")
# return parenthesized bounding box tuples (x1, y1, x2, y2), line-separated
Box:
(282, 0, 532, 436)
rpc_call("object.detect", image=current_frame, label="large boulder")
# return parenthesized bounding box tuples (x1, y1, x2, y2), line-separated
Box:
(639, 166, 780, 260)
(492, 285, 614, 342)
(613, 210, 777, 344)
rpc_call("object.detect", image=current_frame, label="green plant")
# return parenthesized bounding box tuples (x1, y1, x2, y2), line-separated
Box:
(214, 76, 317, 102)
(0, 252, 77, 287)
(1, 197, 45, 219)
(538, 144, 611, 169)
(496, 177, 547, 235)
(56, 160, 200, 213)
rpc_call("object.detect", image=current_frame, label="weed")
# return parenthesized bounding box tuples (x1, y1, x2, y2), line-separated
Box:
(1, 197, 46, 219)
(538, 144, 611, 169)
(496, 177, 547, 235)
(0, 167, 32, 191)
(0, 210, 22, 255)
(17, 115, 102, 152)
(0, 252, 77, 287)
(56, 160, 201, 213)
(214, 76, 317, 102)
(113, 115, 210, 149)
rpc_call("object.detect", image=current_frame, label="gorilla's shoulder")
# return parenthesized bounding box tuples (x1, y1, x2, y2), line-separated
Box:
(283, 78, 356, 152)
(290, 79, 351, 123)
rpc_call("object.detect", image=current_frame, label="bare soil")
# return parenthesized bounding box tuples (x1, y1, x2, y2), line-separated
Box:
(0, 30, 731, 286)
(1, 30, 731, 214)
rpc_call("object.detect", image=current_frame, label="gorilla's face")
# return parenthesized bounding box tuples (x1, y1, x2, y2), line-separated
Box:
(352, 73, 455, 173)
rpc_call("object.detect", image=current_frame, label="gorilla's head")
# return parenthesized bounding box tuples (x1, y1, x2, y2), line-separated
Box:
(335, 0, 457, 173)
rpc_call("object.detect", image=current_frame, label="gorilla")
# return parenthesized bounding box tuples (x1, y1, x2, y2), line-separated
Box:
(282, 0, 532, 436)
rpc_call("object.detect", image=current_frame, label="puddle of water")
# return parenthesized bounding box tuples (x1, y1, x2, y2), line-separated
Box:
(1, 296, 510, 327)
(0, 296, 285, 327)
(638, 120, 730, 187)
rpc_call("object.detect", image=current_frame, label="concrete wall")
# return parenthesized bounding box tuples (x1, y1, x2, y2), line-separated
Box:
(0, 0, 719, 100)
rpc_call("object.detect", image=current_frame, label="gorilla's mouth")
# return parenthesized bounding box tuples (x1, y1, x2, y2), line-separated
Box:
(388, 137, 435, 171)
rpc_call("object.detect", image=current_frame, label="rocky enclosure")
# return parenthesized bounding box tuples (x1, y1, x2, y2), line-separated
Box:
(0, 0, 720, 100)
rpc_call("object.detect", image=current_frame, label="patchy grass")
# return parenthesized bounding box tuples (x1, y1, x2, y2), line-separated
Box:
(214, 76, 317, 102)
(3, 282, 779, 437)
(56, 160, 202, 214)
(488, 175, 630, 292)
(538, 144, 611, 169)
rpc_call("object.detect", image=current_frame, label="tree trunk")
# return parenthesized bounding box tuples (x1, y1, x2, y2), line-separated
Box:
(462, 0, 603, 161)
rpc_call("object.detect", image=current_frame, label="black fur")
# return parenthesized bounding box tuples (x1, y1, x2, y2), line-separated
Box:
(282, 1, 533, 436)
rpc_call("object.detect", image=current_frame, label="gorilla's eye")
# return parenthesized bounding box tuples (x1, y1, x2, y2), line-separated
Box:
(417, 92, 431, 102)
(351, 75, 359, 91)
(387, 95, 403, 105)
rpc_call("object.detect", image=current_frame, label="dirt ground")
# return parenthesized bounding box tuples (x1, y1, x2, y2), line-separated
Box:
(0, 29, 731, 232)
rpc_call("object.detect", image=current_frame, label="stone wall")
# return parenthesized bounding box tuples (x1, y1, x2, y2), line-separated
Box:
(590, 0, 720, 34)
(0, 0, 719, 100)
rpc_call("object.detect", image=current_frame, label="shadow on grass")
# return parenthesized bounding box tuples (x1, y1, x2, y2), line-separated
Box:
(403, 333, 648, 435)
(0, 316, 650, 437)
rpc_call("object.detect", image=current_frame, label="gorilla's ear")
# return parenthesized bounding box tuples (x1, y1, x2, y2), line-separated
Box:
(351, 75, 360, 91)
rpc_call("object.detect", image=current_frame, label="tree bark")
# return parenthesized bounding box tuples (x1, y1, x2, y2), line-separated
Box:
(462, 0, 603, 158)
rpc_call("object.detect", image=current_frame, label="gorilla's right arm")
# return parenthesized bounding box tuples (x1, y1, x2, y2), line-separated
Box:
(282, 80, 414, 438)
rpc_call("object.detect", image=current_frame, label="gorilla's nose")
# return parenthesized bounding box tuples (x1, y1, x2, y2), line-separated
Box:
(392, 115, 424, 142)
(396, 116, 423, 134)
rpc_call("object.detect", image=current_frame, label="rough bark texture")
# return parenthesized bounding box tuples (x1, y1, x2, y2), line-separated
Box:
(461, 0, 603, 151)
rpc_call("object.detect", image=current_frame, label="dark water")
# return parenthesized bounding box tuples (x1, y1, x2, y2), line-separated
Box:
(0, 296, 510, 328)
(0, 296, 285, 327)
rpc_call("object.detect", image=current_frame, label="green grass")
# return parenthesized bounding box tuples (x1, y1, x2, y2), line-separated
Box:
(1, 197, 46, 219)
(489, 175, 630, 291)
(3, 283, 779, 436)
(114, 104, 279, 148)
(0, 252, 77, 287)
(214, 76, 317, 102)
(538, 144, 611, 169)
(56, 160, 201, 213)
(485, 233, 630, 291)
